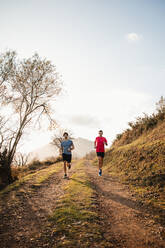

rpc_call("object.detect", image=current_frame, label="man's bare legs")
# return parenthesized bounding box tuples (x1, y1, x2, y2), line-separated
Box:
(98, 156, 103, 176)
(64, 161, 67, 176)
(98, 156, 103, 169)
(64, 161, 71, 178)
(67, 162, 71, 169)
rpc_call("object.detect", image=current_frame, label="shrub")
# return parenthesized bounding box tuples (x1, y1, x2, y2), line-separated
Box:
(43, 156, 63, 165)
(28, 159, 43, 170)
(28, 156, 62, 171)
(113, 97, 165, 146)
(84, 151, 96, 160)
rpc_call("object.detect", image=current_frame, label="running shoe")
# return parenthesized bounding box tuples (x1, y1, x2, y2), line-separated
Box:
(68, 163, 71, 169)
(99, 169, 102, 176)
(63, 174, 68, 179)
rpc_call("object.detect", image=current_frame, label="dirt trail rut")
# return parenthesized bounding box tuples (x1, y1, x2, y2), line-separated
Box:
(86, 161, 165, 248)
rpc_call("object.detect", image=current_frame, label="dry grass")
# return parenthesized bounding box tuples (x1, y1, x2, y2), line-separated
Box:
(100, 120, 165, 224)
(113, 101, 165, 147)
(8, 156, 63, 184)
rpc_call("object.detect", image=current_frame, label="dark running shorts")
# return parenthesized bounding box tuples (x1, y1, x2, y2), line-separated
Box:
(97, 152, 105, 158)
(62, 153, 72, 163)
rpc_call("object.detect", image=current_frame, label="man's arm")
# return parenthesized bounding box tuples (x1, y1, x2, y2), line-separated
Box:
(104, 138, 108, 146)
(68, 141, 74, 152)
(94, 139, 97, 149)
(70, 142, 75, 151)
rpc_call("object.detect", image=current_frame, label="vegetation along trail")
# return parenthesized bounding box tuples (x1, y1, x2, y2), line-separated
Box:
(0, 160, 165, 248)
(86, 160, 165, 248)
(0, 162, 72, 248)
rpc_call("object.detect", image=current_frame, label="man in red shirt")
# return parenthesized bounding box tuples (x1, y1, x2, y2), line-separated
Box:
(94, 130, 108, 176)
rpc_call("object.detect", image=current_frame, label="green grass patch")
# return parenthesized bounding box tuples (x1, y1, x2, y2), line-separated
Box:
(0, 171, 39, 195)
(0, 162, 62, 195)
(49, 161, 104, 248)
(32, 162, 62, 187)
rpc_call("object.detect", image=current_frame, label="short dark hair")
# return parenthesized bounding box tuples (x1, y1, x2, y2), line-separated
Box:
(63, 132, 68, 136)
(99, 130, 103, 132)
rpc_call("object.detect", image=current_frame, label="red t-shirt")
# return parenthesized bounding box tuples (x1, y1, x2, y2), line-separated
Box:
(95, 136, 107, 152)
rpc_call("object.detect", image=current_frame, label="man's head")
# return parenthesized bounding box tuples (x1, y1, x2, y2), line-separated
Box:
(63, 132, 69, 139)
(98, 130, 103, 137)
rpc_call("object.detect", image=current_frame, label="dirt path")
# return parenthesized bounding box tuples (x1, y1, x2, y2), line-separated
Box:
(0, 160, 165, 248)
(86, 161, 165, 248)
(0, 163, 75, 248)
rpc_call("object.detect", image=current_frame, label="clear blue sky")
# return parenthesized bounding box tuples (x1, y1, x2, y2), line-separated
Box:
(0, 0, 165, 151)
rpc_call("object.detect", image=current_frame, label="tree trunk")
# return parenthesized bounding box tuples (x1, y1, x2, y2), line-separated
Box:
(0, 151, 13, 185)
(5, 161, 13, 184)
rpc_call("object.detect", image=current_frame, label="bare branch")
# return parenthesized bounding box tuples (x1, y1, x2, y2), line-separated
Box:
(0, 50, 63, 177)
(51, 128, 74, 149)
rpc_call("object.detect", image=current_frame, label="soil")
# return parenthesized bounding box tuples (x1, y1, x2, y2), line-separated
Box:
(0, 165, 73, 248)
(86, 161, 165, 248)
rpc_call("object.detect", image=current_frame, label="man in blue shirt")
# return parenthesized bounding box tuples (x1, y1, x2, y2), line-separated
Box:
(60, 132, 74, 179)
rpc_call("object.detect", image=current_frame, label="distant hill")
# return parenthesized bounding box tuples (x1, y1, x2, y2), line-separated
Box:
(72, 137, 94, 158)
(29, 137, 94, 161)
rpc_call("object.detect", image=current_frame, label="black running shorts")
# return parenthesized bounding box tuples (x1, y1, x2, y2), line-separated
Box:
(97, 152, 105, 158)
(62, 153, 72, 163)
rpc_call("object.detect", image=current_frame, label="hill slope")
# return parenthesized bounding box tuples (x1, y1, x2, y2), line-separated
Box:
(102, 120, 165, 224)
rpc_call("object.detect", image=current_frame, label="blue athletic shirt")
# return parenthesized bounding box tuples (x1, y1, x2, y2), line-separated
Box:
(61, 139, 73, 155)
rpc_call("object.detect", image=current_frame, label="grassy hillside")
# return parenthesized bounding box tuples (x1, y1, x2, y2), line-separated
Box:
(101, 116, 165, 224)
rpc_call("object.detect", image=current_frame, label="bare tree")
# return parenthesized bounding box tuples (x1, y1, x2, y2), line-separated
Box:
(0, 50, 62, 184)
(156, 96, 165, 113)
(13, 152, 29, 167)
(51, 128, 74, 150)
